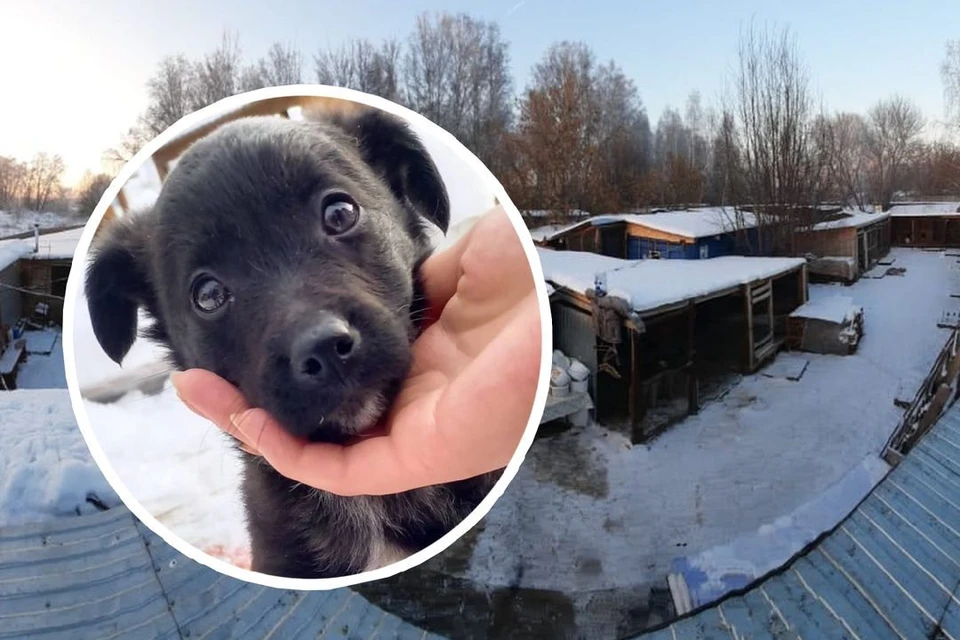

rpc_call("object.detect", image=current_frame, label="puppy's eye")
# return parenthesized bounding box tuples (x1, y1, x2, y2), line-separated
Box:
(191, 275, 230, 314)
(322, 198, 360, 236)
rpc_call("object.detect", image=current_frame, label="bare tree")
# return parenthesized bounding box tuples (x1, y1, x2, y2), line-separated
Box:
(590, 61, 652, 211)
(314, 38, 404, 103)
(242, 42, 303, 90)
(511, 41, 601, 212)
(706, 109, 744, 206)
(75, 172, 114, 218)
(0, 156, 28, 210)
(23, 153, 65, 212)
(864, 95, 924, 209)
(142, 54, 195, 136)
(191, 31, 243, 109)
(821, 112, 870, 210)
(732, 22, 826, 254)
(942, 40, 960, 130)
(404, 13, 513, 173)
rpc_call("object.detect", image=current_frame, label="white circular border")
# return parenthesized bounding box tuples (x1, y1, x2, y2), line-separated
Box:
(62, 84, 553, 591)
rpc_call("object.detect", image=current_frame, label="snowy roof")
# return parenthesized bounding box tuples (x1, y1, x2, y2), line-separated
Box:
(522, 209, 590, 219)
(529, 224, 574, 242)
(538, 248, 805, 316)
(0, 226, 84, 267)
(887, 202, 960, 217)
(30, 226, 84, 260)
(0, 240, 33, 272)
(789, 295, 862, 324)
(536, 208, 758, 243)
(810, 210, 890, 231)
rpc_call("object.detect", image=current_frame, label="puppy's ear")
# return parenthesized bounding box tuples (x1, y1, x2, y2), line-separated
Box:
(85, 217, 152, 365)
(332, 109, 450, 234)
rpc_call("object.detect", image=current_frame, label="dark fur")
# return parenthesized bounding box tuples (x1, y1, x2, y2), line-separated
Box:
(85, 108, 500, 578)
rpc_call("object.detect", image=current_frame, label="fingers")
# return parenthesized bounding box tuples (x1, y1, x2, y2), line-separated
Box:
(433, 292, 542, 476)
(170, 368, 430, 496)
(170, 369, 258, 452)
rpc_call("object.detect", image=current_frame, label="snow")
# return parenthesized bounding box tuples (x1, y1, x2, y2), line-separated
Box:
(528, 224, 573, 242)
(0, 226, 84, 269)
(538, 248, 806, 315)
(0, 210, 76, 239)
(0, 239, 32, 271)
(535, 208, 758, 243)
(0, 385, 119, 526)
(810, 210, 890, 230)
(888, 202, 960, 217)
(83, 383, 250, 567)
(790, 295, 861, 324)
(673, 454, 891, 607)
(464, 248, 957, 602)
(31, 226, 85, 260)
(16, 330, 67, 389)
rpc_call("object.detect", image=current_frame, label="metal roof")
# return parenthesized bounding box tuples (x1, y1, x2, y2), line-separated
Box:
(0, 506, 445, 639)
(636, 401, 960, 640)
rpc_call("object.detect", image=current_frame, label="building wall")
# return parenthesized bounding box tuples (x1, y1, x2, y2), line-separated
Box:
(19, 259, 70, 325)
(891, 216, 960, 247)
(625, 229, 757, 260)
(0, 261, 21, 330)
(794, 227, 857, 259)
(551, 299, 598, 397)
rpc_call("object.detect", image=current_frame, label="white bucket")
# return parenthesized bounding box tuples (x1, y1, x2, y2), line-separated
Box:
(567, 358, 590, 382)
(550, 383, 571, 397)
(571, 378, 589, 394)
(551, 366, 571, 387)
(553, 350, 571, 369)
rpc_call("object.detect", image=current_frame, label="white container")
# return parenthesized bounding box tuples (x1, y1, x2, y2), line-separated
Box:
(570, 378, 589, 394)
(551, 366, 571, 387)
(553, 350, 571, 369)
(550, 383, 571, 397)
(567, 358, 590, 382)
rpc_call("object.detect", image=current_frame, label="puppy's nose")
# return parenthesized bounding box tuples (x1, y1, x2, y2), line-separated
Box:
(291, 314, 359, 384)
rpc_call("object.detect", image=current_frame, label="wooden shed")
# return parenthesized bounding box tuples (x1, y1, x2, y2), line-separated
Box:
(541, 248, 808, 444)
(793, 211, 891, 282)
(887, 202, 960, 247)
(0, 226, 83, 327)
(535, 208, 763, 261)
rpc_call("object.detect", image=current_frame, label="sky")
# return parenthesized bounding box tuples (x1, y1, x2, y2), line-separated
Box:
(1, 0, 958, 188)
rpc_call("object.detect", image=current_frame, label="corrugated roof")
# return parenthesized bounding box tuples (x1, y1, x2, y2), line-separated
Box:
(636, 401, 960, 639)
(0, 506, 444, 639)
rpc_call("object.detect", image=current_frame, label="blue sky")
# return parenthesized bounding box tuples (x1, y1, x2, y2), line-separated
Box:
(2, 0, 958, 184)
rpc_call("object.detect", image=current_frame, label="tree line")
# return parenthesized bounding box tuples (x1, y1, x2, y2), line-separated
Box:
(108, 13, 960, 242)
(0, 155, 111, 220)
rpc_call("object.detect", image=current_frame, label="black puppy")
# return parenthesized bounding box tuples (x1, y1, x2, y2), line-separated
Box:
(85, 107, 500, 578)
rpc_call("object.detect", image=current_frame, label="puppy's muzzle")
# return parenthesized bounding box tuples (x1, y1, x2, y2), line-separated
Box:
(290, 313, 361, 386)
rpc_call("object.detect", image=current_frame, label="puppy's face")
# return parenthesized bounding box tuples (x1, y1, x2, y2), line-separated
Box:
(86, 109, 450, 441)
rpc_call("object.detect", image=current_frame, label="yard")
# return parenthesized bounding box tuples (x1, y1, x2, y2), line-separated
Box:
(448, 247, 959, 633)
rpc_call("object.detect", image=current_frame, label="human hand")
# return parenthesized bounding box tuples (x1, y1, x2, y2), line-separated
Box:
(170, 206, 542, 496)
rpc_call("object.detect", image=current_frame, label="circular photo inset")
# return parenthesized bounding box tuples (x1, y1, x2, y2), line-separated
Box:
(62, 86, 550, 588)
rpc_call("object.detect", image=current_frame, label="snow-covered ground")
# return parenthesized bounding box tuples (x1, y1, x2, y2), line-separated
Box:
(0, 210, 77, 238)
(0, 329, 120, 528)
(464, 248, 958, 597)
(83, 383, 250, 567)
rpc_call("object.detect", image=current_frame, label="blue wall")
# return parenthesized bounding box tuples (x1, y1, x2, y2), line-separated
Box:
(626, 228, 763, 260)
